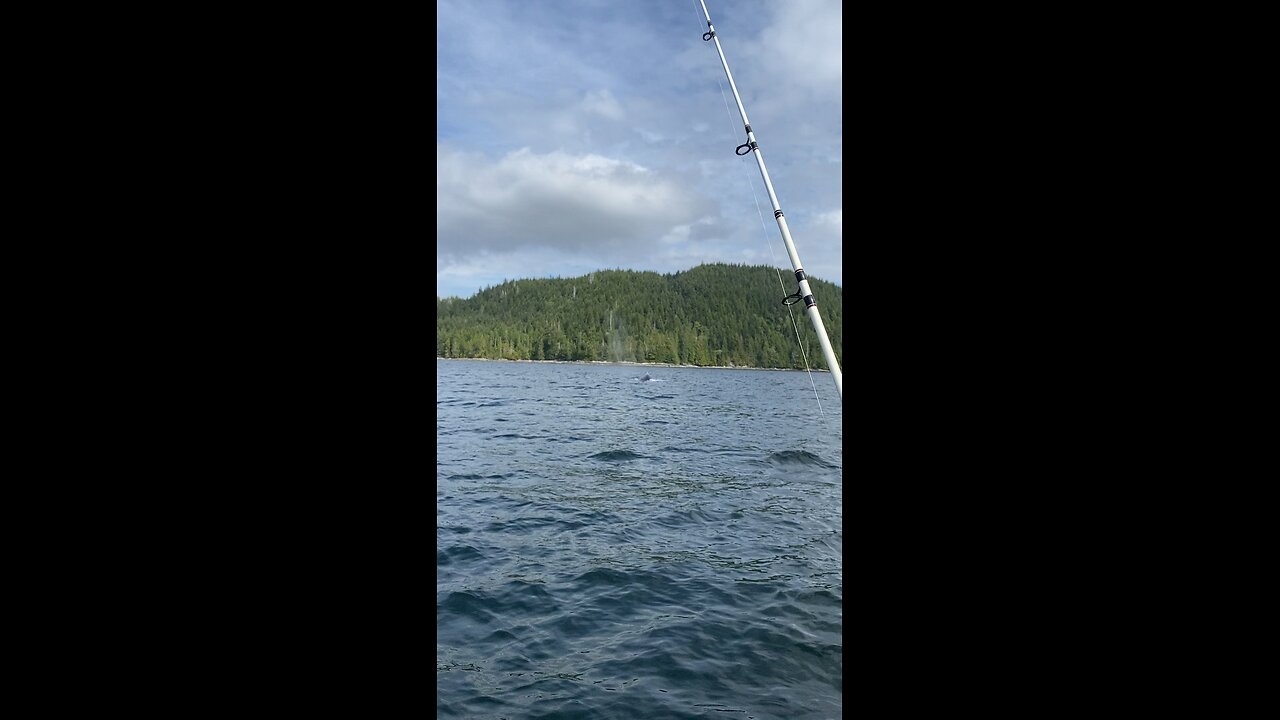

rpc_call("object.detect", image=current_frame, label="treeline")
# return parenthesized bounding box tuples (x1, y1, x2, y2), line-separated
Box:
(436, 263, 842, 370)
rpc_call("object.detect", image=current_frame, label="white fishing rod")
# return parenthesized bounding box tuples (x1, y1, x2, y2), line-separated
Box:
(697, 0, 843, 401)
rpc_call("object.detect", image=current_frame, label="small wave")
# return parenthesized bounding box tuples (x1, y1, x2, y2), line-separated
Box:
(439, 590, 499, 623)
(792, 587, 843, 609)
(483, 516, 562, 533)
(660, 445, 712, 454)
(766, 450, 839, 468)
(492, 579, 559, 615)
(569, 567, 632, 589)
(588, 450, 645, 461)
(654, 506, 724, 528)
(481, 629, 517, 643)
(437, 544, 486, 566)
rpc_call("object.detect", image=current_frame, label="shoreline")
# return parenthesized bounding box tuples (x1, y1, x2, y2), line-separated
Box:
(435, 357, 830, 373)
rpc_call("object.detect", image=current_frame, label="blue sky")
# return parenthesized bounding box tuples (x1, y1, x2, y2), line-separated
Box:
(437, 0, 842, 299)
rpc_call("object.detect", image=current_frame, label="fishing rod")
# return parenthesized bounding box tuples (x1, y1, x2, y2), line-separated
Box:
(697, 0, 843, 401)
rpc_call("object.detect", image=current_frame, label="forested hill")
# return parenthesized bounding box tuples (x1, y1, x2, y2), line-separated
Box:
(437, 263, 842, 370)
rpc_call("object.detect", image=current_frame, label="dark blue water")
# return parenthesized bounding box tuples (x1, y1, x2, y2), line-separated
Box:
(437, 359, 842, 719)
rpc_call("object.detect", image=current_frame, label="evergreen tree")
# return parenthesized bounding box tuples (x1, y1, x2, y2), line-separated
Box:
(435, 264, 842, 370)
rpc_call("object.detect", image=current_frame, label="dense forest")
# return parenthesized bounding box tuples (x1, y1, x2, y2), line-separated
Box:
(436, 263, 842, 370)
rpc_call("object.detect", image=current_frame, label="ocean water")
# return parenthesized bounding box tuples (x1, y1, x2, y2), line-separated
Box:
(437, 359, 843, 719)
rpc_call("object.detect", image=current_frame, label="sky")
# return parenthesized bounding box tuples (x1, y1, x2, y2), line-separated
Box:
(437, 0, 842, 299)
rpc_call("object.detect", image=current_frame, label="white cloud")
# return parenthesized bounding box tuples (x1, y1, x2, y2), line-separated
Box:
(719, 0, 842, 152)
(796, 209, 843, 286)
(759, 1, 842, 94)
(437, 144, 711, 261)
(580, 89, 623, 119)
(814, 209, 842, 232)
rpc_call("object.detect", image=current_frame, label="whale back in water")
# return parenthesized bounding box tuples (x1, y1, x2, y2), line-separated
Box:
(640, 374, 651, 382)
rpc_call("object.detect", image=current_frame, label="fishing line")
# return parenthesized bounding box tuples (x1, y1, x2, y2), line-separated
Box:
(747, 166, 826, 417)
(692, 0, 826, 415)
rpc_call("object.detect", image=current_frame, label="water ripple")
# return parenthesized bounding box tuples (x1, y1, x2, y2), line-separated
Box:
(438, 359, 842, 719)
